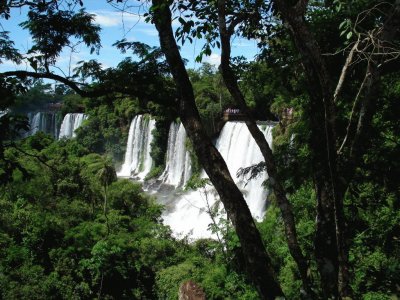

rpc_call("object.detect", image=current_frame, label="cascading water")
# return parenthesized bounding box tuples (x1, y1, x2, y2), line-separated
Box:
(117, 115, 156, 179)
(58, 113, 87, 139)
(159, 122, 192, 187)
(162, 121, 274, 239)
(216, 122, 272, 217)
(26, 112, 58, 138)
(183, 151, 192, 186)
(115, 117, 273, 239)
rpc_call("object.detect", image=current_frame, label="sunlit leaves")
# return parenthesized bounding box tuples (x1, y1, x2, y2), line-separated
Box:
(339, 18, 353, 40)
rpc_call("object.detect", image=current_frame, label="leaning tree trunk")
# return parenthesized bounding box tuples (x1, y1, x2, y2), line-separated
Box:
(151, 1, 284, 299)
(216, 0, 312, 295)
(272, 1, 346, 297)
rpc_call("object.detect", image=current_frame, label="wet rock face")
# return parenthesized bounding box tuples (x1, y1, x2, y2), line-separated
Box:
(179, 280, 206, 300)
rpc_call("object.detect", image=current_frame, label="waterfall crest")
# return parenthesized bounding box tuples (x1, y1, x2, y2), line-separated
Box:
(159, 122, 192, 187)
(117, 115, 155, 179)
(58, 113, 87, 139)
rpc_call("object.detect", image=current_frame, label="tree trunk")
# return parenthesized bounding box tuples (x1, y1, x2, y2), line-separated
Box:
(151, 1, 284, 298)
(272, 1, 345, 297)
(216, 0, 312, 295)
(338, 3, 400, 293)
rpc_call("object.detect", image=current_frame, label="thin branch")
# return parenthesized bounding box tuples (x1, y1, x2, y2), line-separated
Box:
(337, 66, 370, 155)
(334, 38, 360, 103)
(344, 0, 400, 158)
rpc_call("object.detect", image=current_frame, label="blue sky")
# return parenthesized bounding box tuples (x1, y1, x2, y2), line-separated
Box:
(0, 1, 259, 75)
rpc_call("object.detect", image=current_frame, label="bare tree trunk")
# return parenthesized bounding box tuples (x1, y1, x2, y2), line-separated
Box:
(151, 1, 284, 299)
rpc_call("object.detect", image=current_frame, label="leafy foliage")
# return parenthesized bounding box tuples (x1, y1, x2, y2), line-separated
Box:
(21, 4, 101, 71)
(0, 135, 261, 299)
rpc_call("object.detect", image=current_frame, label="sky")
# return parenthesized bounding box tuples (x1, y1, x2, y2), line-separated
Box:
(0, 0, 259, 76)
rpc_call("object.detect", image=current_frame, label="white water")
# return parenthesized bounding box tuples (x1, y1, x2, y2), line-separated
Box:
(162, 121, 274, 239)
(58, 113, 87, 139)
(27, 112, 58, 138)
(116, 118, 274, 239)
(158, 122, 192, 187)
(117, 115, 156, 179)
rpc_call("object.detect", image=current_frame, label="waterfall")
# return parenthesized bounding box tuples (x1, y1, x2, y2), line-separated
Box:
(115, 117, 274, 239)
(117, 115, 155, 179)
(58, 113, 87, 139)
(26, 112, 58, 138)
(215, 122, 272, 217)
(159, 122, 192, 187)
(162, 121, 274, 238)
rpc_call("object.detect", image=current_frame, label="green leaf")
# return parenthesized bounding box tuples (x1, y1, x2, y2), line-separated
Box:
(346, 31, 353, 40)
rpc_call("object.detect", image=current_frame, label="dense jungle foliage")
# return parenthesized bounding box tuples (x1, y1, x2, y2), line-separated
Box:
(0, 134, 260, 299)
(0, 0, 399, 299)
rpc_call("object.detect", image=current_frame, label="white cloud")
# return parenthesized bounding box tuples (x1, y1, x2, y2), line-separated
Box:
(93, 13, 121, 27)
(204, 53, 221, 66)
(92, 10, 144, 28)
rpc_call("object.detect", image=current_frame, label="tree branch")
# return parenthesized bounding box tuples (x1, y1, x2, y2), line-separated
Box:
(0, 70, 106, 98)
(337, 66, 369, 155)
(334, 38, 361, 103)
(343, 1, 400, 162)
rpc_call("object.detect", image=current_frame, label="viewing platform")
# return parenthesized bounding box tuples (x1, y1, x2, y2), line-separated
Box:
(222, 108, 247, 121)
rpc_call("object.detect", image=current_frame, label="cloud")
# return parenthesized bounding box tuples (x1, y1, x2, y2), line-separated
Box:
(92, 10, 143, 28)
(93, 13, 121, 27)
(204, 53, 221, 66)
(91, 10, 161, 41)
(92, 8, 180, 32)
